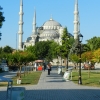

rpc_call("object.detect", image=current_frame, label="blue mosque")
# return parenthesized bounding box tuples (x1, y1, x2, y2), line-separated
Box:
(18, 0, 80, 50)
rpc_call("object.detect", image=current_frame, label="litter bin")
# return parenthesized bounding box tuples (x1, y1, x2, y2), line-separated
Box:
(63, 68, 73, 81)
(58, 66, 62, 74)
(8, 87, 25, 100)
(63, 71, 70, 81)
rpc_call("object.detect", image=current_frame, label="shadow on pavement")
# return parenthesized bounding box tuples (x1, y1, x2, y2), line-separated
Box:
(46, 80, 66, 82)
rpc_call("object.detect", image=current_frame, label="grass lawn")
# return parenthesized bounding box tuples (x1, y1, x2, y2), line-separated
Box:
(0, 71, 42, 87)
(72, 70, 100, 87)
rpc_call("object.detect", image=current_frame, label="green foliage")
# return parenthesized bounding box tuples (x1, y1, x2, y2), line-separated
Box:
(0, 52, 6, 60)
(60, 27, 74, 58)
(24, 52, 35, 62)
(25, 41, 59, 61)
(6, 54, 15, 65)
(86, 36, 100, 51)
(3, 45, 13, 53)
(4, 51, 35, 66)
(0, 46, 13, 54)
(68, 36, 100, 63)
(0, 6, 5, 28)
(47, 41, 59, 61)
(82, 44, 91, 52)
(34, 41, 50, 59)
(25, 45, 35, 53)
(81, 51, 93, 62)
(0, 47, 3, 53)
(93, 48, 100, 62)
(69, 54, 79, 63)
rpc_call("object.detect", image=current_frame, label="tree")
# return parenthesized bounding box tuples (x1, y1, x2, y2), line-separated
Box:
(6, 53, 15, 66)
(61, 27, 74, 58)
(25, 41, 59, 62)
(46, 41, 59, 62)
(3, 46, 13, 53)
(0, 47, 3, 53)
(25, 45, 35, 53)
(0, 52, 7, 63)
(81, 51, 94, 62)
(69, 54, 79, 69)
(34, 41, 50, 59)
(60, 27, 74, 68)
(0, 6, 5, 28)
(82, 44, 90, 52)
(86, 36, 100, 51)
(93, 48, 100, 62)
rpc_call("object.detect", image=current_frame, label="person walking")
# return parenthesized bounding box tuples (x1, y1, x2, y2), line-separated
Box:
(34, 62, 37, 71)
(47, 63, 51, 75)
(43, 63, 46, 71)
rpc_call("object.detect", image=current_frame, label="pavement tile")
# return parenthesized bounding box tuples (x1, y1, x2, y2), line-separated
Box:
(0, 67, 100, 100)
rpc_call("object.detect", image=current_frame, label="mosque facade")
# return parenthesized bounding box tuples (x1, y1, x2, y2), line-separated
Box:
(23, 14, 64, 48)
(18, 0, 80, 50)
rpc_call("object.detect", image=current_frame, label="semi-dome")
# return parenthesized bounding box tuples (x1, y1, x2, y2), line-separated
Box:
(42, 18, 62, 30)
(25, 37, 32, 42)
(40, 30, 59, 38)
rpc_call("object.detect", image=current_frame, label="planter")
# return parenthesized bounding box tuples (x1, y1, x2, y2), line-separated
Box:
(17, 79, 21, 84)
(63, 71, 71, 81)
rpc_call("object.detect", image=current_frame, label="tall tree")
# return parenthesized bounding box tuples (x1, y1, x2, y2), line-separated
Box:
(25, 45, 35, 53)
(25, 41, 59, 62)
(34, 41, 50, 59)
(3, 46, 13, 53)
(61, 27, 74, 58)
(59, 27, 74, 69)
(86, 36, 100, 51)
(46, 41, 59, 61)
(0, 6, 5, 28)
(82, 44, 91, 52)
(93, 48, 100, 62)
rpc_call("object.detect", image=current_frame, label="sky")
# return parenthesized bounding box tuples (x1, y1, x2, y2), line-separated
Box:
(0, 0, 100, 49)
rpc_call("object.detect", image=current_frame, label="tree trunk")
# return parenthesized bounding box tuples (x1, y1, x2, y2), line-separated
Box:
(19, 65, 22, 78)
(64, 58, 67, 69)
(24, 65, 26, 77)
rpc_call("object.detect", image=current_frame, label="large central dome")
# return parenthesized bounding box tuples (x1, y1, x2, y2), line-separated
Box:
(42, 18, 62, 30)
(43, 18, 61, 26)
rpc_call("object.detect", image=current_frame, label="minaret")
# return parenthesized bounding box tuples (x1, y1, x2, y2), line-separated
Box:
(73, 0, 79, 40)
(18, 0, 24, 50)
(32, 9, 36, 34)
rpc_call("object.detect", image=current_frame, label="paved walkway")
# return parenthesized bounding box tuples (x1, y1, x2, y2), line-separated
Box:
(0, 67, 100, 100)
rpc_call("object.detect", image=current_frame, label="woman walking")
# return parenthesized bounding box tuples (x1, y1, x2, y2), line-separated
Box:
(47, 63, 51, 75)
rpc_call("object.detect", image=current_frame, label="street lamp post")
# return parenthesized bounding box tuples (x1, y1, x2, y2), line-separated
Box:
(78, 33, 83, 85)
(66, 50, 68, 70)
(66, 37, 70, 70)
